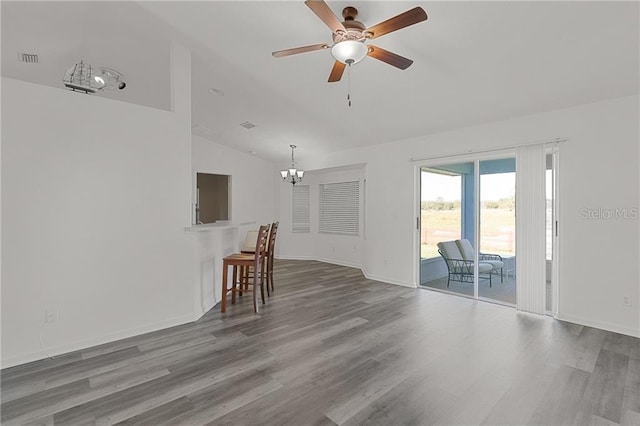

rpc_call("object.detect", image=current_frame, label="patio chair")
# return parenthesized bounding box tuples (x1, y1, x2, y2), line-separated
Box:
(437, 241, 494, 287)
(455, 239, 504, 284)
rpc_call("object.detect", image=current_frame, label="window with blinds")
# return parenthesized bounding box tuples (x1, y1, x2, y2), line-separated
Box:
(319, 180, 359, 236)
(292, 185, 310, 233)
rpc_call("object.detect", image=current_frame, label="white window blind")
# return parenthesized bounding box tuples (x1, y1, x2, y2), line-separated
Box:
(516, 144, 547, 315)
(319, 180, 359, 236)
(292, 184, 310, 233)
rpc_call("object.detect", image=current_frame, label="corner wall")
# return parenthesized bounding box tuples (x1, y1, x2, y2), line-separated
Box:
(277, 166, 366, 271)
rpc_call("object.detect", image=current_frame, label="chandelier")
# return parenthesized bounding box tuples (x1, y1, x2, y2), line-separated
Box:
(280, 145, 304, 185)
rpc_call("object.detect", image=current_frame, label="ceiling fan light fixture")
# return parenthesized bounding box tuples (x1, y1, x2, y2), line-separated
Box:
(331, 40, 367, 65)
(272, 2, 427, 83)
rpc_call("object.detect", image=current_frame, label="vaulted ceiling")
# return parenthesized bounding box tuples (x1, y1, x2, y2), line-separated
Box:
(3, 1, 638, 165)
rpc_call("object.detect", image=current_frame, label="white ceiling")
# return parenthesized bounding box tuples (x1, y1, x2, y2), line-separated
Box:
(3, 1, 639, 166)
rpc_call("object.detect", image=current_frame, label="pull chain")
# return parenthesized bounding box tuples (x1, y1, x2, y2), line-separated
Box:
(347, 62, 352, 107)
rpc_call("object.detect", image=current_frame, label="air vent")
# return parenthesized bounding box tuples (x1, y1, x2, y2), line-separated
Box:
(239, 121, 256, 130)
(17, 52, 38, 63)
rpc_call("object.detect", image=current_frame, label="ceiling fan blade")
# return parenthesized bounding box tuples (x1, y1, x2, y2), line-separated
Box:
(272, 43, 330, 58)
(305, 0, 346, 34)
(367, 45, 413, 70)
(366, 7, 427, 40)
(328, 61, 346, 82)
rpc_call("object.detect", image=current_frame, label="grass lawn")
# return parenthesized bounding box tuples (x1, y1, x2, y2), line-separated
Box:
(421, 208, 515, 258)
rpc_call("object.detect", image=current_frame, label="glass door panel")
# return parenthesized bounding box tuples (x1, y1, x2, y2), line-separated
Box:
(545, 152, 554, 313)
(420, 162, 475, 298)
(478, 158, 516, 305)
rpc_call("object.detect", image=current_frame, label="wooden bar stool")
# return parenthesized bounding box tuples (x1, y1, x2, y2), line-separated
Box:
(266, 221, 279, 294)
(241, 221, 279, 296)
(220, 224, 269, 314)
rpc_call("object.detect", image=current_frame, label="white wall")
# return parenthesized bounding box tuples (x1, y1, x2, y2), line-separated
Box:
(191, 135, 277, 229)
(278, 166, 365, 270)
(190, 135, 278, 314)
(279, 95, 639, 337)
(1, 77, 194, 367)
(1, 55, 280, 367)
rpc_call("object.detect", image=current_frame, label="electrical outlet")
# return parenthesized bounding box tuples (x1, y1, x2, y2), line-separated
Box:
(623, 296, 632, 308)
(45, 308, 58, 323)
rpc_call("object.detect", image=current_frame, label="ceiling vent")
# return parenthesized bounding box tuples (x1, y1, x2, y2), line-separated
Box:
(17, 52, 39, 63)
(240, 121, 256, 130)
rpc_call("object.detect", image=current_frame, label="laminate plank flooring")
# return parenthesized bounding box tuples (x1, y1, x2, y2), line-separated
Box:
(2, 259, 639, 425)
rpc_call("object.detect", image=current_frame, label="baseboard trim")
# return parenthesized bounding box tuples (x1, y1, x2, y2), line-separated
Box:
(275, 254, 315, 261)
(276, 255, 416, 288)
(1, 312, 199, 369)
(555, 313, 640, 338)
(276, 254, 361, 270)
(313, 256, 363, 270)
(362, 270, 416, 288)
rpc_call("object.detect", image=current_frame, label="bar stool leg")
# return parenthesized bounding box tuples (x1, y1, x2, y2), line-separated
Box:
(231, 265, 237, 304)
(252, 272, 259, 314)
(263, 260, 270, 298)
(244, 267, 250, 291)
(260, 262, 266, 305)
(221, 260, 228, 313)
(269, 259, 275, 293)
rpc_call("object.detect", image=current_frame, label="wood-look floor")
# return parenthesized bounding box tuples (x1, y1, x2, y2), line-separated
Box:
(1, 259, 639, 425)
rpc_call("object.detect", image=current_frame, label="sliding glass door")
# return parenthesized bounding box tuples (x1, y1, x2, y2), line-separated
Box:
(545, 150, 558, 315)
(478, 158, 516, 305)
(419, 156, 517, 307)
(420, 162, 474, 298)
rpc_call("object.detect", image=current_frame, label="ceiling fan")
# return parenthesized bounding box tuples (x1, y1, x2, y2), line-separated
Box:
(272, 0, 428, 83)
